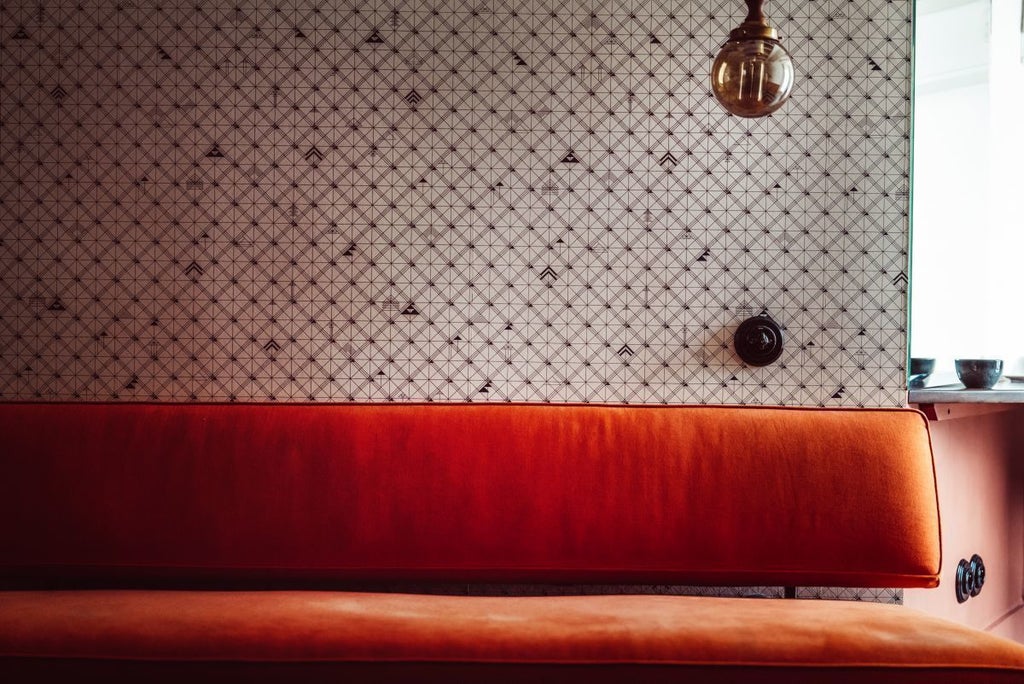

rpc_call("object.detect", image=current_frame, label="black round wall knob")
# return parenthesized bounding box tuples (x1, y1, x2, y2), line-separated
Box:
(969, 554, 985, 597)
(956, 558, 973, 603)
(956, 554, 987, 603)
(734, 316, 784, 366)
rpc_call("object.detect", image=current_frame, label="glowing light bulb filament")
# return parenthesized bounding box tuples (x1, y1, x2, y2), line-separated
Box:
(739, 59, 765, 104)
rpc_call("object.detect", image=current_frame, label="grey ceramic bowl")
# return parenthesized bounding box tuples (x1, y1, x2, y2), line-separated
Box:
(955, 359, 1003, 389)
(910, 358, 936, 376)
(908, 358, 936, 389)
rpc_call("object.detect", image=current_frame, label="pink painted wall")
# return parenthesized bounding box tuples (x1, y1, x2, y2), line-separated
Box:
(904, 405, 1024, 643)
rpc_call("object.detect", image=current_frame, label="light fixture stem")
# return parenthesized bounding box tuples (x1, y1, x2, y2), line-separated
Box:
(744, 0, 767, 25)
(729, 0, 778, 42)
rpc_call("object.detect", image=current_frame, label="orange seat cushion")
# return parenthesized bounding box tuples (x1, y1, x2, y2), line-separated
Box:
(0, 590, 1021, 683)
(0, 403, 940, 588)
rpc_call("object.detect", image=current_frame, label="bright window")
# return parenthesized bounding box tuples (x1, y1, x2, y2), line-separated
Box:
(911, 0, 1024, 382)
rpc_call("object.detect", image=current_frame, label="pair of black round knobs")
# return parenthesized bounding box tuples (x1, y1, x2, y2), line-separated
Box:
(734, 316, 784, 366)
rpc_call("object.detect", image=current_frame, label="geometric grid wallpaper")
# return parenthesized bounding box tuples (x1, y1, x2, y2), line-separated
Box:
(0, 0, 911, 406)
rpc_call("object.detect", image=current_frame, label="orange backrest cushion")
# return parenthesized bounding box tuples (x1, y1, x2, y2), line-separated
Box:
(0, 403, 940, 587)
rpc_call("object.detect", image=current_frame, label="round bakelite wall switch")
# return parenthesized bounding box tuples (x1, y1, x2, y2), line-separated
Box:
(734, 316, 784, 366)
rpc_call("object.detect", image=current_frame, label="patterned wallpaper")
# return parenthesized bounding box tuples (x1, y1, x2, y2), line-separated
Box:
(0, 0, 911, 405)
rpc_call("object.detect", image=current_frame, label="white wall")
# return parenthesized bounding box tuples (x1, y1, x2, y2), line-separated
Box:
(0, 1, 914, 407)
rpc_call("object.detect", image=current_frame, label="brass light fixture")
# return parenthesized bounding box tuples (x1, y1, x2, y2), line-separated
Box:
(711, 0, 794, 117)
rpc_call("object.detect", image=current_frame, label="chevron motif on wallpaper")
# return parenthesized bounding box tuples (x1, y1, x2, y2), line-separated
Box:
(0, 0, 910, 406)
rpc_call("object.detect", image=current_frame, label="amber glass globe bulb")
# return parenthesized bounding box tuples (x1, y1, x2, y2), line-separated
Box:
(711, 1, 794, 118)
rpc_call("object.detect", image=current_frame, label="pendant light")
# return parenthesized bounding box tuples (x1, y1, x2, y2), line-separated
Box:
(711, 0, 794, 117)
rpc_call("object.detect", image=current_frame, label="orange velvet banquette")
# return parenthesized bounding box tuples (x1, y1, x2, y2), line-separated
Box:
(0, 402, 1022, 682)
